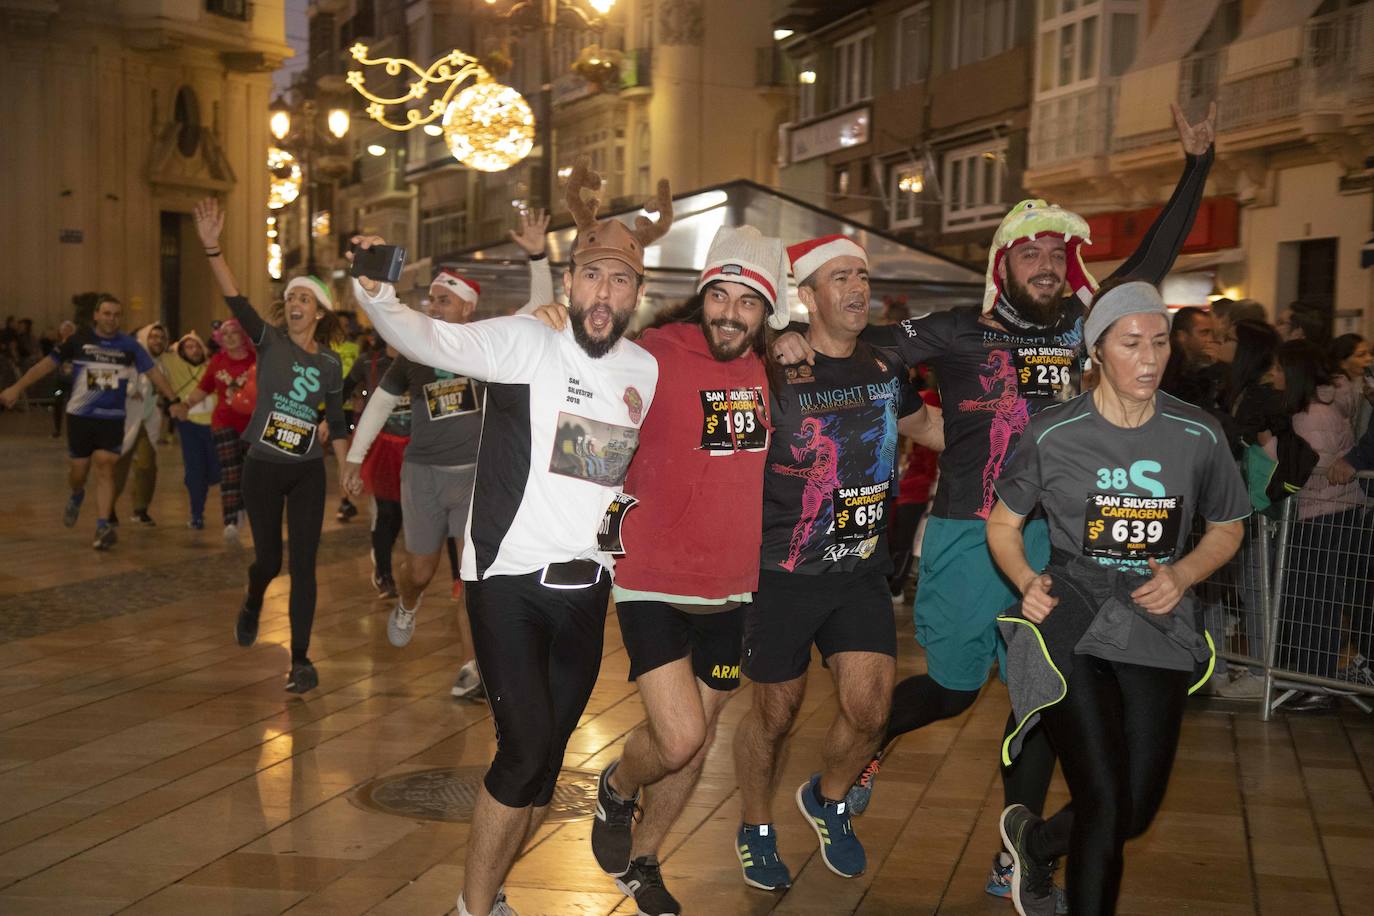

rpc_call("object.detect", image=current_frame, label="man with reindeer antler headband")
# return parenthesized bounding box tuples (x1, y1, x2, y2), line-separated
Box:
(348, 156, 671, 916)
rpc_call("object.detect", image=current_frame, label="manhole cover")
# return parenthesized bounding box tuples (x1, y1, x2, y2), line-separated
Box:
(353, 766, 599, 823)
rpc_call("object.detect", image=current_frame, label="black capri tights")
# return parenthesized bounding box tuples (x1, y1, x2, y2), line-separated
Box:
(467, 570, 610, 808)
(242, 455, 326, 663)
(1028, 656, 1191, 914)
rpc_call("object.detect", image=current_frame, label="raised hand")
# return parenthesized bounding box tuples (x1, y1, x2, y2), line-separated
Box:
(193, 198, 224, 249)
(1172, 101, 1217, 156)
(509, 208, 551, 257)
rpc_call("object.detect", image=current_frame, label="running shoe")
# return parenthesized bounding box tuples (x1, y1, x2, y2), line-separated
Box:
(63, 490, 84, 527)
(92, 525, 117, 551)
(372, 571, 398, 599)
(1000, 805, 1057, 916)
(285, 660, 319, 694)
(844, 753, 883, 815)
(796, 774, 865, 878)
(336, 498, 357, 522)
(736, 823, 790, 890)
(132, 510, 156, 526)
(223, 517, 240, 546)
(1217, 669, 1266, 698)
(451, 578, 464, 600)
(188, 517, 205, 531)
(592, 760, 639, 876)
(457, 889, 517, 916)
(235, 597, 260, 647)
(451, 660, 484, 700)
(387, 601, 417, 647)
(616, 855, 680, 915)
(108, 509, 119, 527)
(987, 853, 1067, 914)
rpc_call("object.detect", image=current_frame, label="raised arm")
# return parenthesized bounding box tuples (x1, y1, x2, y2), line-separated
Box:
(510, 209, 555, 313)
(1108, 103, 1216, 285)
(194, 198, 268, 343)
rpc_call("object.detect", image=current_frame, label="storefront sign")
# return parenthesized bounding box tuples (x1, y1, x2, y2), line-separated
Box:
(787, 107, 870, 164)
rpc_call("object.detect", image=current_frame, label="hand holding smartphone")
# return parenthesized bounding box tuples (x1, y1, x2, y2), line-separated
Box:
(349, 241, 407, 283)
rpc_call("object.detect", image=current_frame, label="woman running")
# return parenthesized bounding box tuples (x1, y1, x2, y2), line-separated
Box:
(185, 318, 257, 543)
(193, 197, 350, 694)
(986, 280, 1249, 915)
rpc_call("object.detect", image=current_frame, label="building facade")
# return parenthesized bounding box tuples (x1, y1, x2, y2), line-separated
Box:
(1025, 0, 1373, 334)
(0, 0, 290, 336)
(772, 0, 1036, 267)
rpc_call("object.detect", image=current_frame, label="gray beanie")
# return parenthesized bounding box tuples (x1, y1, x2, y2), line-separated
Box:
(1083, 281, 1169, 350)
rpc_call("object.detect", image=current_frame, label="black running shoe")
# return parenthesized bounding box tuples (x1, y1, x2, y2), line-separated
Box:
(616, 856, 681, 916)
(285, 661, 318, 694)
(132, 510, 156, 526)
(92, 525, 117, 551)
(336, 498, 357, 522)
(63, 490, 83, 527)
(591, 760, 639, 876)
(373, 572, 398, 599)
(235, 598, 260, 647)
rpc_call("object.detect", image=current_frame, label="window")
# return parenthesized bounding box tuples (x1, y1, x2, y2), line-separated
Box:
(419, 210, 467, 260)
(941, 140, 1007, 231)
(952, 0, 1018, 69)
(890, 162, 925, 228)
(1036, 0, 1127, 95)
(895, 4, 932, 88)
(833, 30, 874, 109)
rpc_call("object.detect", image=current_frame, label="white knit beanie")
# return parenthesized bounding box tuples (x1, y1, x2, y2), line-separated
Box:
(697, 226, 789, 328)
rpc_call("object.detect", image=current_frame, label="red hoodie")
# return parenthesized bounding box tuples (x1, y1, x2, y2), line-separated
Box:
(615, 321, 772, 598)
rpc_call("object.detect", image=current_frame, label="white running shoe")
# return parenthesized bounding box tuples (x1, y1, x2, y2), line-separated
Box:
(451, 660, 483, 699)
(387, 601, 417, 647)
(223, 516, 240, 546)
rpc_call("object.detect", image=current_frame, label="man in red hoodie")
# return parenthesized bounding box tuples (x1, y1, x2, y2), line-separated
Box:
(531, 225, 787, 916)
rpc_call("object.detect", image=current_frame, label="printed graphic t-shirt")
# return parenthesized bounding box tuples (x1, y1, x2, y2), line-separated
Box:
(198, 350, 257, 434)
(380, 355, 482, 466)
(867, 303, 1086, 521)
(50, 329, 154, 420)
(994, 391, 1250, 572)
(760, 342, 914, 576)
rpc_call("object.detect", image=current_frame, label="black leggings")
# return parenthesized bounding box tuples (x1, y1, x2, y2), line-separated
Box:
(242, 455, 326, 663)
(883, 675, 1057, 816)
(371, 497, 403, 578)
(467, 569, 609, 808)
(1028, 657, 1191, 914)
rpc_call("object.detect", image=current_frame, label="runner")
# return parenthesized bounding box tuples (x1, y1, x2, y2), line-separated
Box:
(530, 225, 787, 914)
(343, 341, 409, 598)
(772, 101, 1216, 903)
(193, 197, 350, 694)
(350, 158, 668, 916)
(732, 234, 941, 890)
(112, 322, 168, 526)
(0, 296, 182, 549)
(345, 209, 553, 702)
(183, 319, 257, 544)
(159, 330, 219, 528)
(991, 280, 1247, 915)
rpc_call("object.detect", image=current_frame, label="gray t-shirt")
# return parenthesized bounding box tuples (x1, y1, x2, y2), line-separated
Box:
(379, 355, 482, 466)
(995, 391, 1250, 572)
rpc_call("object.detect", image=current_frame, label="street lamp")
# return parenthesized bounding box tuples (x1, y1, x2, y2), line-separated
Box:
(269, 94, 351, 277)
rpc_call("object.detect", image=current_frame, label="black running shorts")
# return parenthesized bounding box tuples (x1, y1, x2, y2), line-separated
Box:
(742, 569, 897, 684)
(67, 414, 124, 459)
(616, 601, 743, 692)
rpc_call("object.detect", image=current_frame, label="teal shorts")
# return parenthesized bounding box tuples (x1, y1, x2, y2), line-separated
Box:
(913, 515, 1050, 692)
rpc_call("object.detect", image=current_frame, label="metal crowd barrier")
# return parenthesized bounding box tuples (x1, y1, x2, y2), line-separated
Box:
(1196, 470, 1374, 720)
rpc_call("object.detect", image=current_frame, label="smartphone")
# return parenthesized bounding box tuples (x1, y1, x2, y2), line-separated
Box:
(350, 244, 407, 283)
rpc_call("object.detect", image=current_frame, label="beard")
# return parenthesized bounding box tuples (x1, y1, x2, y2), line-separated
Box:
(568, 301, 632, 359)
(1004, 271, 1065, 327)
(702, 316, 760, 362)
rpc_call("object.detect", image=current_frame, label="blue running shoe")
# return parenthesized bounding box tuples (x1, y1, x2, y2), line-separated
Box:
(991, 850, 1068, 912)
(63, 490, 84, 528)
(736, 823, 791, 891)
(795, 774, 865, 878)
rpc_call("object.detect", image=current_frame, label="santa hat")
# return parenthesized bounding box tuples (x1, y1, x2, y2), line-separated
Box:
(285, 275, 334, 310)
(697, 226, 789, 326)
(431, 268, 480, 304)
(787, 235, 868, 287)
(984, 200, 1096, 314)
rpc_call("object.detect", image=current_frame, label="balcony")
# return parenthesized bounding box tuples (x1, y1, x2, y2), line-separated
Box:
(1028, 85, 1114, 171)
(206, 0, 248, 20)
(1112, 51, 1220, 154)
(356, 155, 411, 208)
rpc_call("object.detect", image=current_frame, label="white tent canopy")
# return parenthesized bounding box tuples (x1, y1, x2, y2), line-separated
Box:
(403, 180, 983, 321)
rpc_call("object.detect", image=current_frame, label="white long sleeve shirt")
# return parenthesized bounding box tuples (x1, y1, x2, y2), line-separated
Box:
(353, 279, 659, 579)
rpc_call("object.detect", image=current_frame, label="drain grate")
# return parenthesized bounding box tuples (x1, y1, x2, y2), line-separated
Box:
(353, 765, 599, 823)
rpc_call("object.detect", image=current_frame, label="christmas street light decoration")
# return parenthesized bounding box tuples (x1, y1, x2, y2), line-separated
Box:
(267, 146, 302, 209)
(345, 42, 534, 171)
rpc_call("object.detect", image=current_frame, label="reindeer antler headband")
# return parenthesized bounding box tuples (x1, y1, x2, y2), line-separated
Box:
(566, 155, 673, 273)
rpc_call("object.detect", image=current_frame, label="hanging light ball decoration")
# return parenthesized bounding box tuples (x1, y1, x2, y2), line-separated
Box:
(267, 147, 302, 209)
(441, 80, 534, 172)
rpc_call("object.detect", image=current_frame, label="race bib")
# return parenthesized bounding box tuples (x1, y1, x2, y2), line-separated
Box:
(87, 366, 120, 391)
(596, 493, 639, 554)
(259, 411, 317, 457)
(1082, 494, 1183, 561)
(832, 480, 890, 544)
(1014, 346, 1076, 400)
(699, 387, 767, 452)
(423, 376, 478, 420)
